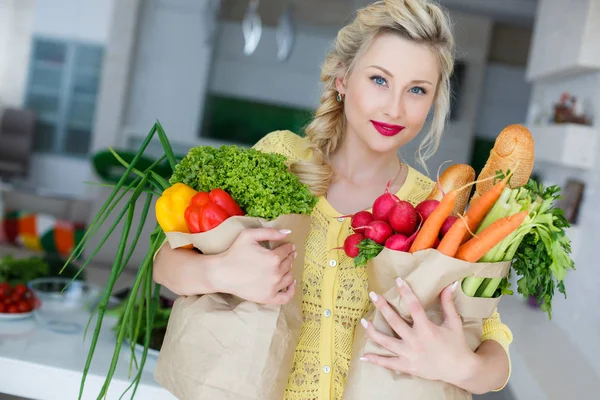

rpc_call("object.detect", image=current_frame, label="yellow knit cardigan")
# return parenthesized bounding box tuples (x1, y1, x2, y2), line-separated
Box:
(251, 130, 513, 400)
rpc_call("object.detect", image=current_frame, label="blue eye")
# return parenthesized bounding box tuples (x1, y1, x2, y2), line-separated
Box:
(371, 75, 388, 87)
(410, 86, 427, 95)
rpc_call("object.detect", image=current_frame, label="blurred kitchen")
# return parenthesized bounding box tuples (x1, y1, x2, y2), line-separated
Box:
(0, 0, 598, 399)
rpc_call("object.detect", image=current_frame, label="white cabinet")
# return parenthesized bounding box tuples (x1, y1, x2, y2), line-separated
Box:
(526, 123, 597, 169)
(526, 0, 600, 81)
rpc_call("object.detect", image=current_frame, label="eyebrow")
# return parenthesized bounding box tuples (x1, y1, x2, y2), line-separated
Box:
(368, 65, 434, 86)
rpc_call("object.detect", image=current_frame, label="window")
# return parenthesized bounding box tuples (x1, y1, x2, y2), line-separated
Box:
(24, 36, 104, 157)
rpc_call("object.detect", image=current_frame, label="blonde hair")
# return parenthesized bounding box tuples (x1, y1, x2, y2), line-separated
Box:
(291, 0, 455, 196)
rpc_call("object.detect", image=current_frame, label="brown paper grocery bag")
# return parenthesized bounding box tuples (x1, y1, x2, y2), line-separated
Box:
(154, 214, 311, 400)
(343, 248, 510, 400)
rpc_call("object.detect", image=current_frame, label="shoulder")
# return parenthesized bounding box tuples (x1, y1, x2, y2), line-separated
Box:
(403, 165, 435, 205)
(252, 130, 312, 163)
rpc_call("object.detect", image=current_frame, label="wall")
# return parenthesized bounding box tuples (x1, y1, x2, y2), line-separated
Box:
(208, 12, 493, 176)
(32, 0, 114, 43)
(475, 63, 532, 140)
(0, 0, 35, 107)
(123, 0, 219, 148)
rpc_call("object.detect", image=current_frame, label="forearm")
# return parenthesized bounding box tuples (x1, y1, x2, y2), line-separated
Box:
(451, 340, 510, 395)
(153, 244, 223, 297)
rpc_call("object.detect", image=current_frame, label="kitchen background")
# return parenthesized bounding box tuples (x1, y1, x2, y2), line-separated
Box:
(0, 0, 598, 399)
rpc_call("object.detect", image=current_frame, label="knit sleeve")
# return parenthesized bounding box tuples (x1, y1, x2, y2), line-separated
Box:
(252, 130, 311, 163)
(482, 310, 513, 391)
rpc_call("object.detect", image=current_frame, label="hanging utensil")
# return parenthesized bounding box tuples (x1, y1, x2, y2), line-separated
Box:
(242, 0, 262, 56)
(276, 2, 295, 62)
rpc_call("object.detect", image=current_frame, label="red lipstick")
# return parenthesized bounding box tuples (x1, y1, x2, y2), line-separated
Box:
(371, 120, 405, 137)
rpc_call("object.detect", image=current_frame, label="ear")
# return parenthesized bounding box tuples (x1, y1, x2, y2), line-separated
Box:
(335, 76, 347, 95)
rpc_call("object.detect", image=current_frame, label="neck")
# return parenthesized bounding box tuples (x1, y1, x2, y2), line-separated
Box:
(329, 130, 402, 188)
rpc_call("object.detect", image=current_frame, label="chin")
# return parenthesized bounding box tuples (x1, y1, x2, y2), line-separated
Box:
(365, 132, 412, 154)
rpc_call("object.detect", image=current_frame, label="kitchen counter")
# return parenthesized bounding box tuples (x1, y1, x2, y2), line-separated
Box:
(0, 312, 176, 400)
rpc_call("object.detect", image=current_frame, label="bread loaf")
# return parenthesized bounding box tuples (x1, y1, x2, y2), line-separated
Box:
(427, 163, 475, 216)
(472, 124, 535, 200)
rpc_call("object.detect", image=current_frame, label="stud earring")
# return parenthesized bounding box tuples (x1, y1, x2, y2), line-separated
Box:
(337, 93, 343, 102)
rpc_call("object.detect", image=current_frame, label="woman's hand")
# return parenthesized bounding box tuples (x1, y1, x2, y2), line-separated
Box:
(212, 228, 298, 305)
(360, 278, 480, 387)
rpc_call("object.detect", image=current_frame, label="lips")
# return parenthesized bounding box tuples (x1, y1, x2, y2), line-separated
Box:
(371, 120, 405, 137)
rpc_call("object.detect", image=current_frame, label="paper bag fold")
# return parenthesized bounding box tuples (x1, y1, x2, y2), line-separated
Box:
(154, 214, 311, 400)
(343, 248, 510, 400)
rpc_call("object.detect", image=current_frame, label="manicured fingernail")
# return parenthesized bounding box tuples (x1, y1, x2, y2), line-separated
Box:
(292, 244, 296, 251)
(369, 292, 378, 302)
(360, 357, 368, 362)
(293, 279, 297, 287)
(451, 281, 458, 292)
(280, 229, 292, 234)
(396, 277, 404, 287)
(293, 251, 298, 259)
(360, 318, 368, 329)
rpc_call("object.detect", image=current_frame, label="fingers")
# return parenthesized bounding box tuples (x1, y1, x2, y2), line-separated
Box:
(395, 278, 430, 327)
(241, 227, 292, 243)
(441, 281, 462, 329)
(272, 242, 296, 264)
(270, 279, 297, 304)
(276, 269, 295, 293)
(367, 292, 413, 342)
(361, 318, 405, 355)
(360, 354, 410, 374)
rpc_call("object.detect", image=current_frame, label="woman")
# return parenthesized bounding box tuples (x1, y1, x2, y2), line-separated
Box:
(153, 0, 512, 398)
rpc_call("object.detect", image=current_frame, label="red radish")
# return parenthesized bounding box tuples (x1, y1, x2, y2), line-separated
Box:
(388, 201, 418, 236)
(415, 199, 439, 222)
(385, 234, 411, 251)
(341, 233, 364, 258)
(439, 215, 459, 239)
(384, 223, 421, 252)
(351, 211, 374, 234)
(372, 180, 400, 222)
(357, 220, 393, 245)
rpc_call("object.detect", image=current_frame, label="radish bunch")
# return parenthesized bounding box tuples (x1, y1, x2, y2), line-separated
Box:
(339, 185, 458, 266)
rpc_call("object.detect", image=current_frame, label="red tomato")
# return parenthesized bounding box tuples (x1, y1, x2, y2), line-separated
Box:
(10, 292, 21, 303)
(0, 282, 10, 294)
(17, 300, 31, 313)
(7, 304, 18, 313)
(0, 303, 6, 313)
(3, 297, 12, 305)
(13, 284, 27, 297)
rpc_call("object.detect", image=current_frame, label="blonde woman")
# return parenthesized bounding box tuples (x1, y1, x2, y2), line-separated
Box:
(153, 0, 512, 398)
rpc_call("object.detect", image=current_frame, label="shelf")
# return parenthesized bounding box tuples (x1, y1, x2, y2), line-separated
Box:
(525, 123, 597, 169)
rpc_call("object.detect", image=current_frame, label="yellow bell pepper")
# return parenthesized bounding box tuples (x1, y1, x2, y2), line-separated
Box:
(155, 183, 198, 233)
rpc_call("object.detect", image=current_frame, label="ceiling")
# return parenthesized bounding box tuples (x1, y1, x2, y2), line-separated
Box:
(219, 0, 539, 28)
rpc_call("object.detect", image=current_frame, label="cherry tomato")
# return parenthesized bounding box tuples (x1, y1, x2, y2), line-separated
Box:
(3, 297, 12, 306)
(7, 304, 18, 314)
(17, 300, 31, 313)
(13, 284, 27, 297)
(10, 292, 21, 303)
(0, 303, 6, 313)
(0, 282, 10, 294)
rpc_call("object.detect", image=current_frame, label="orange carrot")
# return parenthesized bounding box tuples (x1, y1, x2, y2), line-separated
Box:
(410, 175, 497, 253)
(455, 210, 528, 262)
(460, 172, 513, 244)
(410, 190, 458, 253)
(438, 173, 513, 257)
(437, 214, 469, 257)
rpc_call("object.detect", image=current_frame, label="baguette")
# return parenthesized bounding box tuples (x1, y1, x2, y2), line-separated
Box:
(427, 163, 475, 216)
(472, 124, 535, 201)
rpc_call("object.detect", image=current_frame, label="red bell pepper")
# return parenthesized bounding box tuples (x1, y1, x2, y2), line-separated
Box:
(184, 189, 244, 233)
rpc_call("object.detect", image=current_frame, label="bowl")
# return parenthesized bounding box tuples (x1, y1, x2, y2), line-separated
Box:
(27, 278, 102, 334)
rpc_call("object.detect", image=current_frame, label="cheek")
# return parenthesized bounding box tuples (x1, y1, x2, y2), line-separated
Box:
(405, 99, 433, 128)
(346, 83, 385, 123)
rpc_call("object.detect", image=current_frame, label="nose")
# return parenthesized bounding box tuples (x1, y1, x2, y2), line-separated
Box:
(385, 91, 405, 120)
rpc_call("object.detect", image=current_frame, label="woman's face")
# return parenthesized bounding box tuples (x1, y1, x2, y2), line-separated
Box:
(337, 33, 440, 154)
